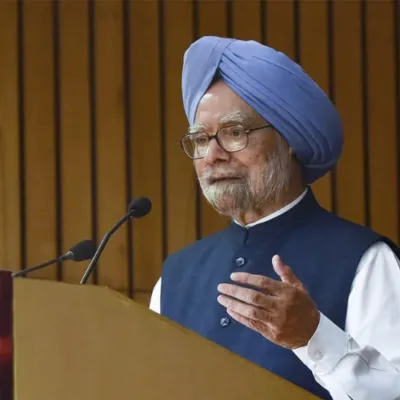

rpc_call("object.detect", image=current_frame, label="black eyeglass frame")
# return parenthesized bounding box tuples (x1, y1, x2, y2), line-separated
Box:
(179, 123, 273, 160)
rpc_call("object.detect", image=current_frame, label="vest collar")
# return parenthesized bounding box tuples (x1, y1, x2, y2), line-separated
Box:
(228, 187, 321, 245)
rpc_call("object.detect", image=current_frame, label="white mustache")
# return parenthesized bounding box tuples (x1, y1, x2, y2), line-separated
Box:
(200, 168, 244, 182)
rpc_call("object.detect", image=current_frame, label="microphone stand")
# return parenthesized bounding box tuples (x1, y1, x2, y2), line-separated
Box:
(80, 212, 133, 284)
(12, 257, 61, 278)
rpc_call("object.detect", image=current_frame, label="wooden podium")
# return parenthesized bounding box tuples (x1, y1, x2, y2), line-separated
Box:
(0, 270, 319, 399)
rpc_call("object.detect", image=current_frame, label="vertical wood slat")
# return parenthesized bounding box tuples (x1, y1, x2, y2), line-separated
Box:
(366, 1, 398, 242)
(196, 0, 230, 238)
(53, 0, 62, 281)
(130, 0, 163, 293)
(23, 1, 57, 278)
(0, 2, 21, 272)
(164, 1, 196, 254)
(88, 0, 98, 285)
(59, 0, 92, 283)
(122, 0, 133, 297)
(265, 1, 295, 59)
(231, 0, 261, 41)
(158, 0, 168, 263)
(333, 0, 365, 226)
(94, 1, 129, 290)
(17, 0, 26, 273)
(298, 0, 333, 212)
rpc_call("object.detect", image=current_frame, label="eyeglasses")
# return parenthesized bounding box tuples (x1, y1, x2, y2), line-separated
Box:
(180, 124, 273, 160)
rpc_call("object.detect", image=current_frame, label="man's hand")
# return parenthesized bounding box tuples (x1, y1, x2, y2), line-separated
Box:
(217, 255, 320, 349)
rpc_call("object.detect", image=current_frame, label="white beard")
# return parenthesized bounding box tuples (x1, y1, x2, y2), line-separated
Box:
(201, 179, 251, 216)
(198, 142, 292, 218)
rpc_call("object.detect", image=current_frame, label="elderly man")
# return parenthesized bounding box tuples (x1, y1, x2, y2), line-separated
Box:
(149, 37, 400, 399)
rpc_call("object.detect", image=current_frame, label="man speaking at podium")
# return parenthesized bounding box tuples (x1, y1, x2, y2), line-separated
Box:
(149, 37, 400, 399)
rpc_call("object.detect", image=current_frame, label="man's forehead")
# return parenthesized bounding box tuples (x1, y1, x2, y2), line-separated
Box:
(219, 110, 253, 124)
(190, 110, 254, 132)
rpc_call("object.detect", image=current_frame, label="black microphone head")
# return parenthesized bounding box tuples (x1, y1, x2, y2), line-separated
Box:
(68, 239, 97, 262)
(128, 197, 152, 218)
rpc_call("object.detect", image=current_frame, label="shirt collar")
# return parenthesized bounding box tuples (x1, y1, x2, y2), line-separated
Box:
(235, 188, 308, 228)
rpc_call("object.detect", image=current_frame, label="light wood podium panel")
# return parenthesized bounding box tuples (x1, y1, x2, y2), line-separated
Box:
(12, 278, 318, 400)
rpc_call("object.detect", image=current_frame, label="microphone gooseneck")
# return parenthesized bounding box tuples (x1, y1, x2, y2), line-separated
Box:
(79, 197, 152, 284)
(12, 239, 97, 278)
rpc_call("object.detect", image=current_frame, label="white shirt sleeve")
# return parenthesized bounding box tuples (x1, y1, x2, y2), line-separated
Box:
(293, 241, 400, 399)
(149, 277, 161, 314)
(149, 242, 400, 399)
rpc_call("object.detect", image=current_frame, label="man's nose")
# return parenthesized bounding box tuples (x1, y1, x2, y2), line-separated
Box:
(203, 138, 229, 164)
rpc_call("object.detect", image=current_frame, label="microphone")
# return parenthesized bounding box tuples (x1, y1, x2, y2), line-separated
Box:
(80, 197, 152, 284)
(12, 239, 97, 278)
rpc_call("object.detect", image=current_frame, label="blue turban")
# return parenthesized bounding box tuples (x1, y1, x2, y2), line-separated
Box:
(181, 36, 343, 184)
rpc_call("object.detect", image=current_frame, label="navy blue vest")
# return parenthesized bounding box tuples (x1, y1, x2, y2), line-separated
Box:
(161, 190, 396, 398)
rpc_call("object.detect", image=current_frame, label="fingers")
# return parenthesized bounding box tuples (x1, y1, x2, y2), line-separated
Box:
(217, 283, 274, 308)
(231, 256, 304, 290)
(272, 255, 304, 289)
(230, 272, 282, 294)
(225, 309, 270, 334)
(217, 294, 272, 324)
(228, 255, 305, 293)
(271, 255, 287, 277)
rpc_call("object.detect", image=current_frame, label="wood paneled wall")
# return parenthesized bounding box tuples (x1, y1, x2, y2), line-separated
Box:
(0, 0, 399, 305)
